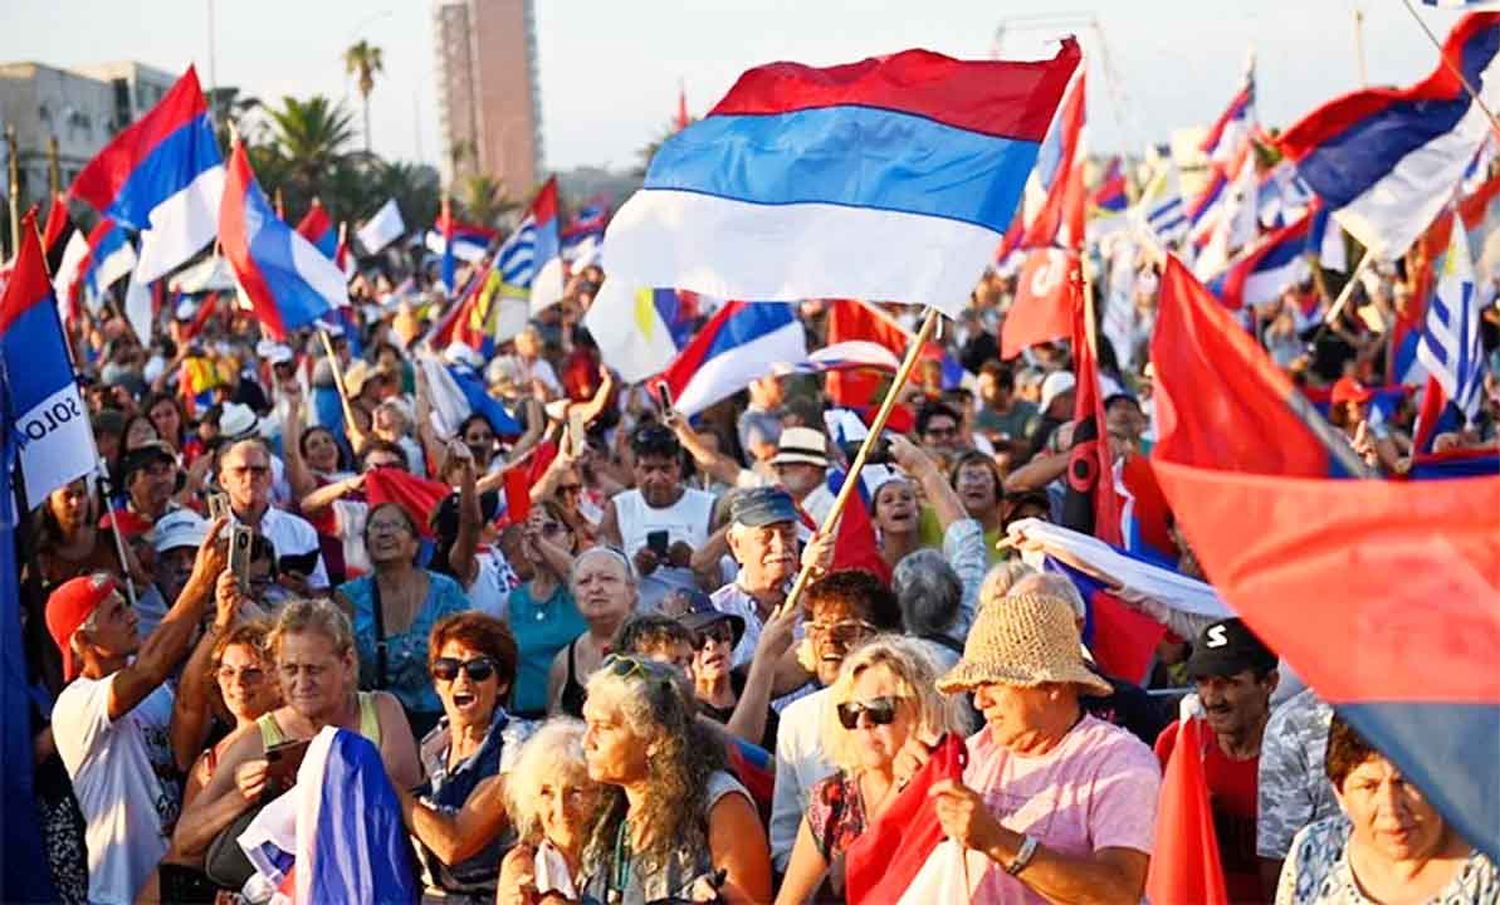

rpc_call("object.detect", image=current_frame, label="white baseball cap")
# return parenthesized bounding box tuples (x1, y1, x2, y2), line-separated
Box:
(153, 509, 208, 553)
(1038, 371, 1077, 413)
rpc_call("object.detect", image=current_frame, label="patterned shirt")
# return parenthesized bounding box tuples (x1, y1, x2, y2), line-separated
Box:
(1277, 816, 1500, 904)
(1257, 689, 1339, 859)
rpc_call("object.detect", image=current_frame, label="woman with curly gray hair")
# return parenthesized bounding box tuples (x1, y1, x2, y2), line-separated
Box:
(496, 719, 600, 904)
(578, 654, 771, 903)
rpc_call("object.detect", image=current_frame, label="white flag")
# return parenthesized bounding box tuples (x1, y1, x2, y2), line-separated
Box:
(356, 199, 405, 255)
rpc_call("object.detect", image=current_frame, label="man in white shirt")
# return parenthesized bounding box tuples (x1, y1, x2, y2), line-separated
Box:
(46, 526, 226, 904)
(219, 437, 329, 593)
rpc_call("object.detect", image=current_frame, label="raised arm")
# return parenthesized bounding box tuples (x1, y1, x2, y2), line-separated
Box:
(888, 435, 966, 529)
(447, 442, 482, 586)
(299, 472, 364, 517)
(109, 519, 227, 721)
(282, 391, 319, 502)
(666, 410, 749, 488)
(169, 569, 241, 772)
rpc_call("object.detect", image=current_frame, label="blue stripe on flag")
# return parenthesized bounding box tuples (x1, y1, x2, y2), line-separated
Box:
(111, 115, 221, 230)
(700, 302, 798, 361)
(1297, 28, 1500, 207)
(646, 106, 1039, 232)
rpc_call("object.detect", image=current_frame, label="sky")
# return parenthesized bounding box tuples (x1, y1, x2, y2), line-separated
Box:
(0, 0, 1475, 174)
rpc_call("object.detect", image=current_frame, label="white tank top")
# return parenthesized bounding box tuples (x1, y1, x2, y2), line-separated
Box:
(613, 487, 716, 611)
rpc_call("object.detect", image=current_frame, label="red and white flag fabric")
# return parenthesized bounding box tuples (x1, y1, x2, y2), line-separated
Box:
(844, 734, 986, 903)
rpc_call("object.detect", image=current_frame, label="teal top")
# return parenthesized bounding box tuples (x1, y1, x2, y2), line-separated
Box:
(342, 570, 471, 716)
(507, 581, 588, 716)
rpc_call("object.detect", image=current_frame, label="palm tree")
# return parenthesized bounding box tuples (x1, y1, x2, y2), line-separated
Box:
(344, 40, 385, 154)
(262, 95, 356, 203)
(457, 174, 518, 227)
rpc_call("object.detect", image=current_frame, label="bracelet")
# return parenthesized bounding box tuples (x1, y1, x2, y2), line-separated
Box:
(1006, 834, 1039, 876)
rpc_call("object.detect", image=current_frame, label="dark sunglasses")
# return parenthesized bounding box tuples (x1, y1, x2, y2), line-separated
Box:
(695, 622, 735, 649)
(808, 619, 877, 646)
(431, 656, 496, 683)
(836, 696, 902, 730)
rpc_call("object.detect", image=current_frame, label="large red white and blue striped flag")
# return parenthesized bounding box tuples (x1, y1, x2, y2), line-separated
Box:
(68, 66, 224, 285)
(1278, 12, 1500, 260)
(597, 43, 1080, 315)
(656, 301, 807, 416)
(219, 140, 342, 340)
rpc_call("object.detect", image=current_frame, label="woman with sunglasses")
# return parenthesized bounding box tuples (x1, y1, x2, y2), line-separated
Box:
(776, 637, 966, 905)
(400, 612, 533, 903)
(335, 501, 471, 738)
(578, 654, 772, 904)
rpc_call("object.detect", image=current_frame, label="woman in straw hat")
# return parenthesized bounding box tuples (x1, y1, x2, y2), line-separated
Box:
(924, 590, 1162, 902)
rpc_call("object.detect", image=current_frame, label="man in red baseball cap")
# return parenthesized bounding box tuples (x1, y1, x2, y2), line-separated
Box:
(46, 517, 228, 905)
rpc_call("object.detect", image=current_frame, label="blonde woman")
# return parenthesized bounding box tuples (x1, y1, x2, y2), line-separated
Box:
(776, 637, 968, 904)
(496, 719, 599, 904)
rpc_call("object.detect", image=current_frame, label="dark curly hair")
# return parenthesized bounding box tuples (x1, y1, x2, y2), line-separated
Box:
(803, 568, 902, 632)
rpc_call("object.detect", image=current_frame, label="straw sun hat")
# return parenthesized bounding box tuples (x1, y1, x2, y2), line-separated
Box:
(938, 592, 1112, 697)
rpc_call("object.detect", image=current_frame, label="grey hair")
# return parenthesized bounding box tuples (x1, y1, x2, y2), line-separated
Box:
(892, 549, 963, 637)
(568, 545, 638, 594)
(504, 718, 589, 845)
(978, 559, 1037, 606)
(1010, 571, 1087, 620)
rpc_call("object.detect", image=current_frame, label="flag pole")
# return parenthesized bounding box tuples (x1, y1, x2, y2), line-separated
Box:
(317, 327, 361, 439)
(777, 305, 943, 617)
(5, 124, 19, 263)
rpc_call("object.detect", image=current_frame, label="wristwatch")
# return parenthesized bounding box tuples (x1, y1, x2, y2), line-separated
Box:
(1006, 834, 1039, 876)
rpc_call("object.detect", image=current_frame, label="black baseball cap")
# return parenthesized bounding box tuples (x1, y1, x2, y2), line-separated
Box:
(1186, 618, 1278, 679)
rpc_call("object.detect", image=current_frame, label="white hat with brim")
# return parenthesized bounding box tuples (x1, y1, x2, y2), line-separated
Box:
(1038, 371, 1077, 413)
(218, 402, 260, 440)
(769, 426, 830, 468)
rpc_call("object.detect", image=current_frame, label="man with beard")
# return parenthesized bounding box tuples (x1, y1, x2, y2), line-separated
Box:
(1154, 617, 1280, 902)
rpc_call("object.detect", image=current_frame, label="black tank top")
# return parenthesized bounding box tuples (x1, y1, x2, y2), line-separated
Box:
(560, 637, 587, 718)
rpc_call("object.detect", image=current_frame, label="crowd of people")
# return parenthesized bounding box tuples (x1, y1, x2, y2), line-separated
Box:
(20, 246, 1500, 905)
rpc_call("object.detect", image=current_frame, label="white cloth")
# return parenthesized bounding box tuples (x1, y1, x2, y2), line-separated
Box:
(769, 687, 836, 873)
(800, 482, 835, 529)
(710, 581, 775, 671)
(467, 548, 521, 620)
(253, 506, 330, 589)
(53, 675, 179, 905)
(331, 499, 371, 579)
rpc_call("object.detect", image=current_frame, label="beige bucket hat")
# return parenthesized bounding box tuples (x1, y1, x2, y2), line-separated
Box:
(938, 592, 1113, 697)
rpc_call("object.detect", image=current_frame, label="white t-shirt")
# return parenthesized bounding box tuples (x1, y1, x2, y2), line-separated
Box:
(252, 506, 330, 589)
(53, 674, 180, 905)
(467, 547, 521, 620)
(613, 486, 715, 611)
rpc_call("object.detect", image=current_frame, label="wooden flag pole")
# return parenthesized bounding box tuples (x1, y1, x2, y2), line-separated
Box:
(777, 305, 943, 617)
(317, 327, 361, 438)
(5, 124, 19, 263)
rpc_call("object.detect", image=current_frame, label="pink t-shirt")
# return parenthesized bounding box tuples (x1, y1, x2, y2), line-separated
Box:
(964, 714, 1161, 903)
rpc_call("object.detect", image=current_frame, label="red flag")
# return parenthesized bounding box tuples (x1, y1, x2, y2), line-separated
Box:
(824, 300, 909, 407)
(41, 194, 69, 252)
(845, 734, 968, 902)
(1062, 272, 1122, 545)
(502, 466, 531, 528)
(364, 467, 450, 539)
(828, 470, 891, 586)
(1152, 256, 1350, 476)
(1001, 247, 1076, 358)
(1091, 591, 1166, 683)
(1146, 716, 1230, 905)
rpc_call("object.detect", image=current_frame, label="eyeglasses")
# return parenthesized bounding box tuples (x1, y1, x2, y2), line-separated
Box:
(431, 656, 497, 683)
(557, 484, 583, 495)
(540, 521, 566, 536)
(836, 696, 903, 730)
(226, 464, 270, 478)
(807, 619, 877, 646)
(215, 665, 265, 685)
(695, 622, 735, 649)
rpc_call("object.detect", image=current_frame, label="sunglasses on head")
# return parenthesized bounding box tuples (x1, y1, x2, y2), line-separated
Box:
(836, 696, 902, 730)
(431, 656, 496, 683)
(601, 653, 675, 686)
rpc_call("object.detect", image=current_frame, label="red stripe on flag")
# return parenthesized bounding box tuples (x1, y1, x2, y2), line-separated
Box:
(1147, 717, 1230, 905)
(845, 734, 968, 902)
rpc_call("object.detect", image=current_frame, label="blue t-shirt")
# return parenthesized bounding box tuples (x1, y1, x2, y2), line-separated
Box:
(343, 570, 470, 716)
(507, 582, 588, 716)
